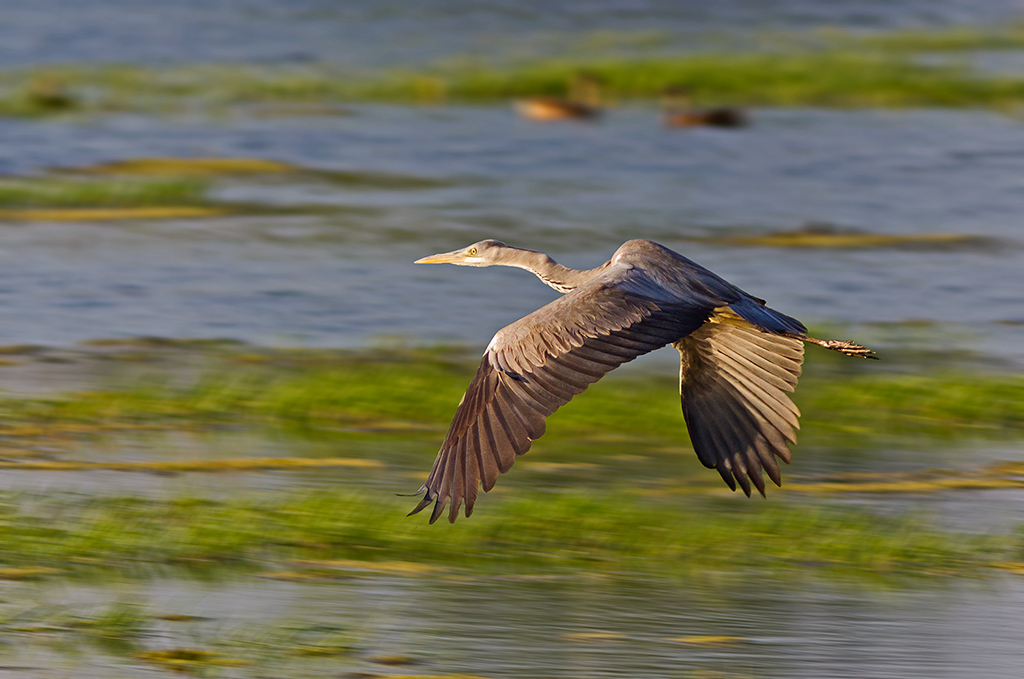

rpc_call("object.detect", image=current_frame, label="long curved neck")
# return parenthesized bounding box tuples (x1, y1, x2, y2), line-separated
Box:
(505, 248, 606, 294)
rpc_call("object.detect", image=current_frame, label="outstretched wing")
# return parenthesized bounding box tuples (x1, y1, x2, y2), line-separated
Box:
(675, 309, 804, 496)
(410, 263, 715, 523)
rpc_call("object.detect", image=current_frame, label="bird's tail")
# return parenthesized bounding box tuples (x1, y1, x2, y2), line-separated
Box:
(727, 297, 807, 336)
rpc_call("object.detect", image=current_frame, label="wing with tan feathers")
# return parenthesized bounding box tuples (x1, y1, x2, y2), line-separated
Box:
(675, 309, 804, 496)
(409, 263, 715, 523)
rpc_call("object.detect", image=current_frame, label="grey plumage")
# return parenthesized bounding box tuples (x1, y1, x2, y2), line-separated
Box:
(411, 239, 875, 523)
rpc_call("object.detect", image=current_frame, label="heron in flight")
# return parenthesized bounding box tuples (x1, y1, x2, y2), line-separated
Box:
(411, 239, 874, 523)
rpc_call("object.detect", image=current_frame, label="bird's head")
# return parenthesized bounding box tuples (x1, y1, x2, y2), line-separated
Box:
(415, 240, 512, 267)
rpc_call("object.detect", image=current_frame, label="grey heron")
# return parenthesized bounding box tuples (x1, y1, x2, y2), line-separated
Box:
(411, 239, 874, 523)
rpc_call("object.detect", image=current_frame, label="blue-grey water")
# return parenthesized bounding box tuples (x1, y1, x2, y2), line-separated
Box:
(3, 0, 1023, 68)
(2, 2, 1024, 678)
(2, 107, 1024, 365)
(3, 573, 1022, 679)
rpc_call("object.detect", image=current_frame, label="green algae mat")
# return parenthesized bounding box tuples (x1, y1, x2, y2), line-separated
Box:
(0, 341, 1021, 581)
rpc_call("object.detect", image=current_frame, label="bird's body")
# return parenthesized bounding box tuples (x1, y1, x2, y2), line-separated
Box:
(662, 87, 748, 129)
(515, 73, 603, 122)
(665, 108, 748, 128)
(514, 97, 601, 121)
(412, 239, 873, 523)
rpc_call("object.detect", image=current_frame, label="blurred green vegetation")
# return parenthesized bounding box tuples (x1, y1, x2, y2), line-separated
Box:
(0, 163, 445, 221)
(695, 228, 996, 249)
(799, 371, 1024, 439)
(4, 347, 1022, 445)
(439, 52, 1024, 107)
(856, 22, 1024, 51)
(8, 23, 1024, 114)
(0, 176, 210, 208)
(70, 156, 450, 189)
(0, 489, 1011, 578)
(0, 343, 1019, 582)
(0, 56, 997, 110)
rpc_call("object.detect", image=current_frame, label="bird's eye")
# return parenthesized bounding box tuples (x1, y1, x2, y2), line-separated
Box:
(468, 247, 477, 256)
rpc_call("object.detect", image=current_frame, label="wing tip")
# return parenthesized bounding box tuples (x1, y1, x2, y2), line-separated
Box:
(429, 495, 447, 524)
(408, 488, 472, 524)
(718, 468, 774, 498)
(407, 490, 433, 518)
(406, 486, 447, 524)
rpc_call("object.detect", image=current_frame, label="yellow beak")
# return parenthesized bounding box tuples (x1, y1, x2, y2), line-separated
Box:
(414, 249, 464, 264)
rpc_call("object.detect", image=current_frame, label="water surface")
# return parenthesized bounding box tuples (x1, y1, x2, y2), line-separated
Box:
(1, 107, 1022, 365)
(1, 4, 1023, 678)
(4, 0, 1023, 68)
(4, 572, 1023, 678)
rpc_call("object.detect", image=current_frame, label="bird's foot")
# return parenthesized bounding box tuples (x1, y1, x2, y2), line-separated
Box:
(804, 336, 878, 359)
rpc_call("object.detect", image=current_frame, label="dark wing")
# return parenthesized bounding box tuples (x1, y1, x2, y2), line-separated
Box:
(675, 308, 804, 496)
(410, 264, 714, 523)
